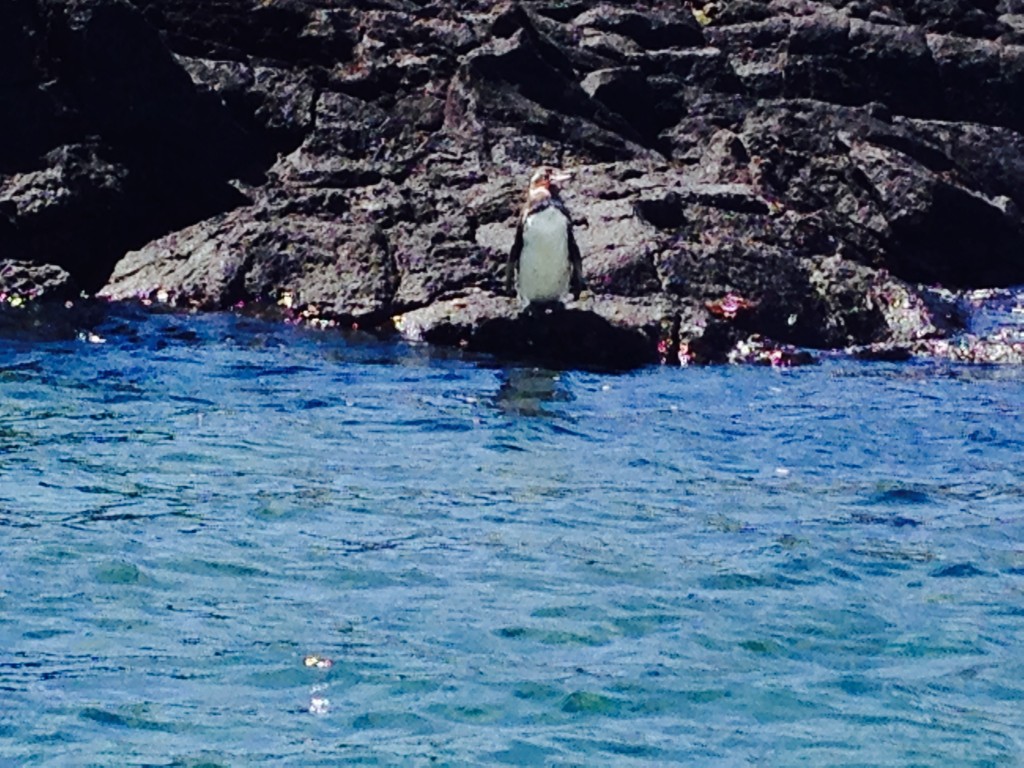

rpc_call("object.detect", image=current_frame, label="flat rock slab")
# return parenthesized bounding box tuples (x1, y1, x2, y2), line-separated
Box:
(394, 291, 677, 370)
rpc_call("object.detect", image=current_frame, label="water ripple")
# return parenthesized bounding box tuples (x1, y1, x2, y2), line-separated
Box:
(1, 309, 1023, 765)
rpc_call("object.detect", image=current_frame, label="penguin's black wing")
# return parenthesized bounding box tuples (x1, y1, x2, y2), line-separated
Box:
(553, 199, 585, 299)
(568, 225, 584, 299)
(506, 218, 524, 297)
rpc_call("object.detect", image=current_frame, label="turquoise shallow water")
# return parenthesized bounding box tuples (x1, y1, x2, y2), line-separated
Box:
(2, 306, 1024, 766)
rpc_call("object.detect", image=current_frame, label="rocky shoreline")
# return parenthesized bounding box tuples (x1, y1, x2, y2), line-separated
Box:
(3, 0, 1024, 367)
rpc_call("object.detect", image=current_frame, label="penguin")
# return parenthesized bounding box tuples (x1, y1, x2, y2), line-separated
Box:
(506, 167, 584, 308)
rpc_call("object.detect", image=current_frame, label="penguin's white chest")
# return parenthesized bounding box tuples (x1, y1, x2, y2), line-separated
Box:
(517, 207, 571, 303)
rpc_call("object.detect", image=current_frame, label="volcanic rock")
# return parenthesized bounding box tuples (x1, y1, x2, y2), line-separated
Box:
(2, 0, 1024, 367)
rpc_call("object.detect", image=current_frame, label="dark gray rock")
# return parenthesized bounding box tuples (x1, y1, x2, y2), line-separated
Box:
(0, 0, 65, 174)
(130, 0, 358, 64)
(0, 259, 79, 303)
(844, 135, 1024, 285)
(580, 67, 660, 144)
(928, 34, 1024, 131)
(100, 197, 398, 326)
(895, 0, 1009, 38)
(784, 13, 942, 117)
(179, 57, 320, 154)
(3, 0, 1024, 364)
(443, 24, 656, 164)
(0, 259, 103, 339)
(393, 291, 682, 370)
(0, 0, 260, 293)
(571, 4, 705, 51)
(0, 143, 131, 290)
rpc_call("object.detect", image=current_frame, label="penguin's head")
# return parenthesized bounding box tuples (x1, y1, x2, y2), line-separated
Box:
(527, 167, 572, 203)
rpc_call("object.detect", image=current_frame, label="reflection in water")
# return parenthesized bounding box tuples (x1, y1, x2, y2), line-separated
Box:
(494, 367, 574, 417)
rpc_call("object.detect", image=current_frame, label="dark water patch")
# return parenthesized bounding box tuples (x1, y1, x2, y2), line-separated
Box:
(852, 511, 922, 528)
(700, 571, 808, 590)
(560, 690, 624, 715)
(333, 538, 403, 555)
(851, 544, 936, 564)
(397, 417, 475, 433)
(21, 628, 73, 641)
(556, 736, 668, 759)
(744, 687, 836, 723)
(531, 604, 606, 620)
(739, 638, 787, 655)
(93, 561, 146, 585)
(0, 360, 44, 380)
(483, 440, 529, 452)
(388, 676, 442, 697)
(351, 711, 433, 733)
(832, 675, 884, 696)
(862, 483, 935, 506)
(626, 457, 683, 474)
(431, 703, 504, 724)
(165, 559, 270, 580)
(699, 573, 769, 590)
(547, 422, 590, 439)
(513, 681, 564, 702)
(166, 393, 218, 407)
(993, 605, 1024, 616)
(79, 706, 179, 733)
(610, 612, 680, 637)
(888, 636, 986, 658)
(931, 562, 988, 578)
(162, 756, 231, 768)
(318, 566, 400, 589)
(64, 507, 169, 528)
(243, 666, 314, 689)
(828, 566, 862, 581)
(0, 509, 41, 528)
(488, 740, 558, 766)
(496, 626, 609, 647)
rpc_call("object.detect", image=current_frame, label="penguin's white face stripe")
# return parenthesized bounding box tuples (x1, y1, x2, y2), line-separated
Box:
(527, 186, 551, 205)
(528, 168, 572, 197)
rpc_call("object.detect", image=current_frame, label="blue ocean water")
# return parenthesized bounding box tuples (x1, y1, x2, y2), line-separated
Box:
(1, 304, 1024, 766)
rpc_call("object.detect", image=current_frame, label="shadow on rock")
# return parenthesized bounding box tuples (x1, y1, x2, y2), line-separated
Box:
(0, 259, 106, 340)
(477, 308, 654, 371)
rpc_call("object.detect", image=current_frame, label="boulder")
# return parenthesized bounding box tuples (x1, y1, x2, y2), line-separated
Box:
(100, 197, 398, 327)
(393, 291, 683, 370)
(0, 259, 102, 339)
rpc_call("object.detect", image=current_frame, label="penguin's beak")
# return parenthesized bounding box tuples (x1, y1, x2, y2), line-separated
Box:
(550, 170, 573, 184)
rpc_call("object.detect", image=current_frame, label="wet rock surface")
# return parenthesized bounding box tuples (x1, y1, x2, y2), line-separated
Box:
(3, 0, 1024, 367)
(0, 259, 102, 339)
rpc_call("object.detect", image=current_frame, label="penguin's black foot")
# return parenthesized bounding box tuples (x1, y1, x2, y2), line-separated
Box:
(521, 300, 565, 319)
